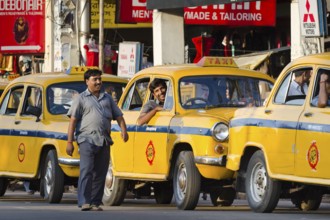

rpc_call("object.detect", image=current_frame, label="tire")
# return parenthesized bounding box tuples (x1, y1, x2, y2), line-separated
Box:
(102, 161, 127, 206)
(154, 182, 173, 204)
(173, 151, 201, 210)
(210, 187, 236, 207)
(245, 151, 281, 213)
(291, 189, 323, 211)
(0, 178, 8, 197)
(41, 149, 64, 203)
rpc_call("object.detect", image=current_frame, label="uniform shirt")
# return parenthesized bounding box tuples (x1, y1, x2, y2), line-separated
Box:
(67, 89, 123, 147)
(288, 80, 308, 96)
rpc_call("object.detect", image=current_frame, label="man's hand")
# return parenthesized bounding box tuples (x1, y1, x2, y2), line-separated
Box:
(66, 143, 74, 156)
(121, 131, 129, 142)
(320, 73, 328, 82)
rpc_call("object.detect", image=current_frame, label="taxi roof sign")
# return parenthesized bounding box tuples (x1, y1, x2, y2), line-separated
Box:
(197, 57, 238, 68)
(66, 66, 99, 75)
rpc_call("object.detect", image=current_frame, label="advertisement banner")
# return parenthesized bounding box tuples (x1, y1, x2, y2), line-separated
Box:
(118, 0, 276, 27)
(0, 0, 45, 54)
(91, 0, 151, 29)
(117, 41, 142, 78)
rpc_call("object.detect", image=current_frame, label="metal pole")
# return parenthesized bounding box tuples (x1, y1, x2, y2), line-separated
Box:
(99, 0, 104, 71)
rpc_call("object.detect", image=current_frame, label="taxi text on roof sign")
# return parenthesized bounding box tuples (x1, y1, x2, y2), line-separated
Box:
(197, 57, 238, 68)
(66, 66, 99, 75)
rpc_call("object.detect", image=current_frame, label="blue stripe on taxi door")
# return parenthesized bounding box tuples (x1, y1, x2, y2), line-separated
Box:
(230, 118, 330, 133)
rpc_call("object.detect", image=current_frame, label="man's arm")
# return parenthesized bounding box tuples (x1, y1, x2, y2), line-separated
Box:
(318, 74, 328, 108)
(137, 106, 163, 126)
(66, 116, 78, 156)
(116, 115, 129, 142)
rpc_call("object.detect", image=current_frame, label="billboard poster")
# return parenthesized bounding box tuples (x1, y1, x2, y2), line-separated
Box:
(117, 41, 142, 78)
(0, 0, 45, 54)
(118, 0, 276, 27)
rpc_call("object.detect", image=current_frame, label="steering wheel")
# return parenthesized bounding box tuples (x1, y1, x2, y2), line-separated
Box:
(183, 97, 208, 107)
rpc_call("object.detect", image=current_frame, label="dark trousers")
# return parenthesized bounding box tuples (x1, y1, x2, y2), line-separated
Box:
(77, 141, 110, 207)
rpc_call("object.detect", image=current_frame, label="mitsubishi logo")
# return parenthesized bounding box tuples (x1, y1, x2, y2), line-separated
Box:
(303, 0, 315, 22)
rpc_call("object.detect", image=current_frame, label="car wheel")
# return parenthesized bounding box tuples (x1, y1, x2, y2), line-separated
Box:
(102, 161, 127, 206)
(173, 151, 201, 210)
(42, 149, 64, 203)
(291, 189, 323, 211)
(0, 178, 8, 196)
(246, 151, 281, 213)
(210, 187, 236, 207)
(154, 181, 173, 204)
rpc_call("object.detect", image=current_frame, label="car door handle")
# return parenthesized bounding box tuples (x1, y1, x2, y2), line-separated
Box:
(14, 121, 21, 125)
(304, 112, 313, 117)
(264, 109, 272, 114)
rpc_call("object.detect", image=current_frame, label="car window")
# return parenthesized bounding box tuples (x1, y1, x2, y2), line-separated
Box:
(122, 78, 150, 111)
(179, 75, 272, 109)
(0, 86, 24, 115)
(310, 68, 330, 107)
(147, 78, 173, 111)
(21, 86, 42, 115)
(274, 67, 312, 106)
(47, 81, 126, 115)
(163, 81, 174, 110)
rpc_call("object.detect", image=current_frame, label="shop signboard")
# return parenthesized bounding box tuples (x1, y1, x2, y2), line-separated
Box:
(299, 0, 327, 37)
(117, 41, 143, 78)
(118, 0, 276, 27)
(0, 0, 45, 54)
(91, 0, 151, 29)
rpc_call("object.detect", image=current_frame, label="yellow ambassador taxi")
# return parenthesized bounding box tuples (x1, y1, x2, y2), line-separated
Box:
(103, 57, 274, 210)
(227, 52, 330, 213)
(0, 67, 127, 203)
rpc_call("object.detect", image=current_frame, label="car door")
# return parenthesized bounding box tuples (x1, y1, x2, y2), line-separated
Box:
(133, 77, 175, 175)
(112, 77, 150, 173)
(263, 68, 311, 175)
(0, 85, 24, 172)
(7, 85, 41, 174)
(295, 68, 330, 179)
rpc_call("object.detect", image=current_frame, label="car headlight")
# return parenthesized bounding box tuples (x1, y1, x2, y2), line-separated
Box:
(211, 122, 229, 142)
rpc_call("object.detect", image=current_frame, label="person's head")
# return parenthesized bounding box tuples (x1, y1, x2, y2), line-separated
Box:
(84, 69, 102, 94)
(149, 79, 167, 104)
(226, 80, 236, 100)
(294, 69, 311, 85)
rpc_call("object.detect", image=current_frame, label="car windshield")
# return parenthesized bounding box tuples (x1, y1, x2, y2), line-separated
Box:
(179, 75, 273, 109)
(47, 81, 126, 115)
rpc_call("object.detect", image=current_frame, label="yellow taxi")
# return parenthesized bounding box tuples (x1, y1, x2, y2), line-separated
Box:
(0, 67, 127, 203)
(227, 52, 330, 213)
(103, 57, 274, 210)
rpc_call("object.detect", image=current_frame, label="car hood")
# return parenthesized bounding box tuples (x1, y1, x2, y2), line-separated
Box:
(179, 107, 238, 123)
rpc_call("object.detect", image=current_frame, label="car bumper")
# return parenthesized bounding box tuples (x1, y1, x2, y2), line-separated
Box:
(58, 157, 80, 166)
(194, 155, 226, 166)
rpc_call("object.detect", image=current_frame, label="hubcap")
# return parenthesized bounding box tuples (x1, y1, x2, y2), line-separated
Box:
(250, 162, 267, 203)
(176, 163, 187, 200)
(104, 164, 114, 196)
(45, 160, 53, 194)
